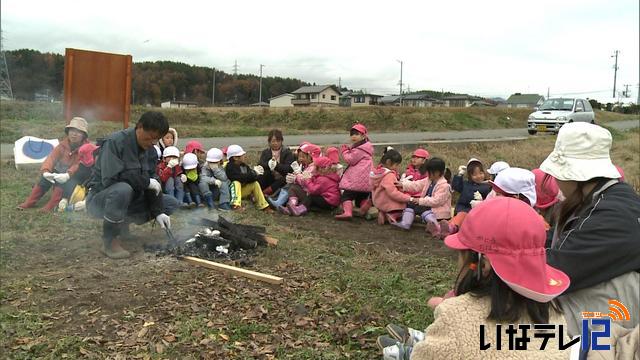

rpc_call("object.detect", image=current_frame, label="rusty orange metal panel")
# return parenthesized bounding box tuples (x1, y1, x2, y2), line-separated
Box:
(63, 48, 132, 128)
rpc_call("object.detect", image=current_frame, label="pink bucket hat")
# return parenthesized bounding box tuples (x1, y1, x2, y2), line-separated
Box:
(444, 197, 570, 303)
(325, 147, 340, 164)
(78, 143, 99, 167)
(532, 168, 559, 210)
(488, 167, 537, 207)
(313, 156, 333, 168)
(351, 123, 368, 136)
(299, 142, 322, 159)
(412, 148, 430, 159)
(184, 140, 204, 154)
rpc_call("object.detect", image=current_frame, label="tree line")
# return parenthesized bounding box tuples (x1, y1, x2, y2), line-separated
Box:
(5, 49, 310, 105)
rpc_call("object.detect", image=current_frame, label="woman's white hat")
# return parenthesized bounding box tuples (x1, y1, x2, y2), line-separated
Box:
(540, 122, 620, 181)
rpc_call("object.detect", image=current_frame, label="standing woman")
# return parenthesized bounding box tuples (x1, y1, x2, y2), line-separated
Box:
(18, 117, 90, 211)
(541, 122, 640, 339)
(257, 129, 295, 196)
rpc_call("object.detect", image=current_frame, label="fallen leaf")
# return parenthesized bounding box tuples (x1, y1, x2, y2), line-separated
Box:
(219, 333, 229, 341)
(137, 327, 148, 338)
(143, 321, 155, 327)
(155, 343, 164, 354)
(163, 335, 176, 343)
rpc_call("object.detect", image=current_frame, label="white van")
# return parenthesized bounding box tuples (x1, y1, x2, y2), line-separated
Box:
(527, 98, 595, 135)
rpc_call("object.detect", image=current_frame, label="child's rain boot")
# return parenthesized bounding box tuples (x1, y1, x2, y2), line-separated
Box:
(392, 208, 415, 230)
(358, 198, 372, 216)
(334, 201, 353, 220)
(288, 198, 307, 216)
(267, 189, 289, 208)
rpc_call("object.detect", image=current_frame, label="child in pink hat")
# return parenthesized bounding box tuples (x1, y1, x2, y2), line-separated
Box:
(401, 148, 430, 197)
(335, 123, 374, 220)
(281, 156, 341, 216)
(378, 197, 570, 360)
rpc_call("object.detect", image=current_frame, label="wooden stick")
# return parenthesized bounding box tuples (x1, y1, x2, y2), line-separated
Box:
(263, 236, 278, 247)
(179, 256, 283, 285)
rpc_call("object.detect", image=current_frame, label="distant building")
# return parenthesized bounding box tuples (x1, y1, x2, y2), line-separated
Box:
(469, 100, 498, 107)
(349, 92, 383, 107)
(269, 93, 295, 108)
(401, 94, 442, 107)
(339, 91, 352, 107)
(291, 85, 341, 107)
(505, 93, 545, 108)
(160, 100, 198, 109)
(442, 95, 477, 107)
(379, 95, 401, 106)
(251, 101, 270, 107)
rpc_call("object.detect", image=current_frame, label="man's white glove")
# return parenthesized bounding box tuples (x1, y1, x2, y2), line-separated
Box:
(167, 158, 179, 168)
(180, 174, 187, 183)
(73, 200, 86, 211)
(290, 161, 302, 174)
(268, 158, 277, 171)
(253, 165, 265, 175)
(214, 179, 223, 188)
(148, 178, 162, 195)
(285, 173, 297, 184)
(54, 173, 71, 184)
(155, 213, 171, 229)
(43, 172, 56, 183)
(457, 165, 467, 176)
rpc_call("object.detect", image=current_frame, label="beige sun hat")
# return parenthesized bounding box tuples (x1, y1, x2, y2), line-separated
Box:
(65, 117, 89, 135)
(540, 122, 620, 181)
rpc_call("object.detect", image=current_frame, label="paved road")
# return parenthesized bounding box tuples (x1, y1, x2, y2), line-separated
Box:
(2, 119, 637, 159)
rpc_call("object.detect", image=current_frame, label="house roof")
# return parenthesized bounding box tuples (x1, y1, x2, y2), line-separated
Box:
(350, 93, 383, 98)
(506, 93, 544, 104)
(380, 95, 401, 103)
(402, 94, 437, 101)
(269, 93, 295, 101)
(442, 95, 477, 100)
(292, 85, 341, 95)
(250, 102, 270, 107)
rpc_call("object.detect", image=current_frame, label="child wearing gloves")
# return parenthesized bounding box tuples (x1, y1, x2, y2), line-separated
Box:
(401, 148, 430, 197)
(156, 146, 186, 205)
(269, 142, 321, 211)
(181, 152, 203, 207)
(281, 156, 340, 216)
(224, 145, 270, 211)
(199, 148, 232, 210)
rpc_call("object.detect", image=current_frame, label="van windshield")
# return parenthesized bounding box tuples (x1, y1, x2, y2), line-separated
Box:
(539, 98, 574, 111)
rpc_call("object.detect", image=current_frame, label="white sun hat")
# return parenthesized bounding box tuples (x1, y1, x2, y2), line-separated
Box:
(206, 148, 223, 162)
(182, 153, 199, 170)
(162, 146, 180, 158)
(226, 144, 246, 158)
(488, 161, 510, 175)
(540, 122, 620, 181)
(489, 167, 537, 207)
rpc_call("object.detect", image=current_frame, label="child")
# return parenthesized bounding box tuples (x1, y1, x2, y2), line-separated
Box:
(335, 123, 374, 220)
(282, 156, 340, 216)
(441, 158, 491, 237)
(269, 142, 321, 210)
(402, 148, 429, 183)
(224, 145, 270, 211)
(156, 146, 185, 205)
(370, 148, 410, 225)
(184, 140, 206, 164)
(378, 198, 571, 360)
(181, 152, 203, 207)
(486, 161, 509, 181)
(531, 168, 560, 234)
(199, 148, 231, 210)
(57, 142, 99, 212)
(158, 127, 178, 154)
(396, 158, 452, 237)
(487, 167, 537, 207)
(325, 146, 343, 176)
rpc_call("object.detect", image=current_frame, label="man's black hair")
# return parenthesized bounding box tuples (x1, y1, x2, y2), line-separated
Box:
(136, 111, 169, 136)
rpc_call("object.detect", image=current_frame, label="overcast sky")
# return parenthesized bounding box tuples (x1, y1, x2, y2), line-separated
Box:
(2, 0, 638, 101)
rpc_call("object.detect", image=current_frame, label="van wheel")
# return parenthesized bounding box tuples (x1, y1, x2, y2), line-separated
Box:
(528, 130, 537, 135)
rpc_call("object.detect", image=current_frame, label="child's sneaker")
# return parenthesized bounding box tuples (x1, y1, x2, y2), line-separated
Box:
(382, 343, 412, 360)
(376, 335, 399, 352)
(386, 323, 425, 346)
(218, 202, 231, 211)
(425, 220, 440, 238)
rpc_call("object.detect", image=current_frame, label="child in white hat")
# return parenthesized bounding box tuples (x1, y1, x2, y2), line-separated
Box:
(224, 145, 270, 211)
(199, 148, 231, 210)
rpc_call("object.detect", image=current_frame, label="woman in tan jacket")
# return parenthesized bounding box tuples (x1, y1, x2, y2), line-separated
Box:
(378, 198, 573, 360)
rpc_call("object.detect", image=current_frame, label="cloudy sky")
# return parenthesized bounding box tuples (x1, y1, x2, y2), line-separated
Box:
(2, 0, 638, 101)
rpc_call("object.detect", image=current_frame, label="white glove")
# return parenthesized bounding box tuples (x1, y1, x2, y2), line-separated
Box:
(73, 200, 86, 211)
(180, 174, 187, 183)
(400, 173, 413, 182)
(148, 178, 162, 195)
(470, 200, 483, 209)
(54, 173, 71, 184)
(457, 165, 467, 176)
(473, 191, 483, 201)
(167, 158, 179, 168)
(285, 173, 296, 184)
(290, 161, 302, 174)
(268, 158, 277, 171)
(301, 171, 312, 180)
(57, 198, 68, 212)
(253, 165, 265, 175)
(214, 179, 222, 188)
(43, 172, 56, 183)
(155, 213, 171, 229)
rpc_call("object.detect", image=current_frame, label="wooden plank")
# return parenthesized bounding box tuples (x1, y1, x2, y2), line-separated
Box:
(179, 256, 283, 285)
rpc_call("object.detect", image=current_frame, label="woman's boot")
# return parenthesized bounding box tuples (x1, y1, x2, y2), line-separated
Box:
(17, 185, 46, 209)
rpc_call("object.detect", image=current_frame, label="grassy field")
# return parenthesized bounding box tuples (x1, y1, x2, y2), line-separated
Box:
(1, 101, 637, 143)
(1, 128, 638, 359)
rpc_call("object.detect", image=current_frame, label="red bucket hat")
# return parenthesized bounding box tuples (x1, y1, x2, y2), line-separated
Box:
(78, 143, 99, 167)
(325, 147, 340, 164)
(184, 140, 204, 154)
(299, 142, 321, 159)
(351, 123, 368, 136)
(412, 148, 430, 159)
(532, 168, 559, 210)
(444, 197, 570, 303)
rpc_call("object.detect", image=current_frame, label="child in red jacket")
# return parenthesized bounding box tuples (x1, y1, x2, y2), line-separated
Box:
(370, 148, 411, 225)
(156, 146, 186, 204)
(283, 156, 340, 216)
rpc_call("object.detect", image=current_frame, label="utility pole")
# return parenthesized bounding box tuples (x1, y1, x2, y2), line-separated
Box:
(258, 64, 264, 103)
(397, 60, 403, 106)
(611, 50, 619, 98)
(212, 68, 216, 106)
(547, 87, 550, 99)
(233, 60, 238, 77)
(338, 77, 341, 89)
(0, 29, 14, 100)
(622, 84, 631, 98)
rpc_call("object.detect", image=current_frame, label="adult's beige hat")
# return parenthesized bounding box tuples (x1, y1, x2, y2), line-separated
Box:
(65, 117, 89, 136)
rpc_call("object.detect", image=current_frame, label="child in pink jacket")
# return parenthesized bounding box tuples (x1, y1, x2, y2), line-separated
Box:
(395, 157, 452, 237)
(402, 148, 430, 197)
(370, 148, 411, 225)
(335, 123, 374, 220)
(284, 156, 340, 216)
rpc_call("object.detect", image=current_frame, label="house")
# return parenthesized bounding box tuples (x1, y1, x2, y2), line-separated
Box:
(160, 100, 198, 109)
(269, 93, 295, 108)
(401, 94, 442, 107)
(505, 93, 545, 108)
(379, 95, 401, 106)
(469, 99, 498, 107)
(339, 91, 352, 107)
(349, 92, 383, 107)
(442, 95, 477, 107)
(250, 101, 269, 107)
(291, 85, 341, 107)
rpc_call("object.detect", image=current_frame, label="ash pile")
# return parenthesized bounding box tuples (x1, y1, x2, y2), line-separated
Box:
(145, 216, 271, 264)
